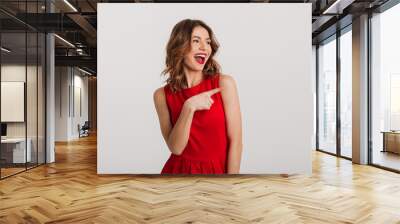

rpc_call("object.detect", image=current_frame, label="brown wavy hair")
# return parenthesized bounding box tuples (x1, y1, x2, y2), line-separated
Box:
(162, 19, 221, 92)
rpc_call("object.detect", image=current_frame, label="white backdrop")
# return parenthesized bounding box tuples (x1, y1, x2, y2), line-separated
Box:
(97, 3, 313, 174)
(1, 82, 25, 122)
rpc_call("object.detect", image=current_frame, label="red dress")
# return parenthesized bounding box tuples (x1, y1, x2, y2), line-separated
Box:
(161, 74, 228, 174)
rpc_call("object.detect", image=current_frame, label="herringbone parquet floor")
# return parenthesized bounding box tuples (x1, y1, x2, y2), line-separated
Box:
(1, 134, 400, 223)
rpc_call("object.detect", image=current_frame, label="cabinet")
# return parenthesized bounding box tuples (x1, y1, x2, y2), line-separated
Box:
(0, 138, 32, 165)
(382, 131, 400, 154)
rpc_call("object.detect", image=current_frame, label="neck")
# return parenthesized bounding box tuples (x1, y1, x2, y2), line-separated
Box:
(184, 68, 204, 88)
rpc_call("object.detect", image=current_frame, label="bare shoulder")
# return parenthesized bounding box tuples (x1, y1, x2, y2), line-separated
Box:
(153, 86, 166, 104)
(219, 74, 237, 90)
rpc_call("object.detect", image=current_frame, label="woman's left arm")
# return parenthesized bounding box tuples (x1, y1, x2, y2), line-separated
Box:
(220, 74, 243, 174)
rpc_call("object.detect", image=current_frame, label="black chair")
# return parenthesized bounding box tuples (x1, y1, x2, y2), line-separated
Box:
(79, 121, 90, 138)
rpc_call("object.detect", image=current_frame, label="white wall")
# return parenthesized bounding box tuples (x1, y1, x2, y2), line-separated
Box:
(1, 65, 40, 138)
(1, 82, 24, 122)
(312, 45, 317, 150)
(1, 64, 46, 163)
(55, 67, 89, 141)
(72, 72, 89, 138)
(1, 65, 26, 126)
(98, 3, 313, 174)
(55, 66, 69, 141)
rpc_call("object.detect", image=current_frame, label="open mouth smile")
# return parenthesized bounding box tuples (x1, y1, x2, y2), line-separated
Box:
(194, 53, 207, 65)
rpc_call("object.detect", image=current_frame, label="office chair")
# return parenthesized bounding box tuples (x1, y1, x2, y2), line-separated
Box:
(79, 121, 90, 138)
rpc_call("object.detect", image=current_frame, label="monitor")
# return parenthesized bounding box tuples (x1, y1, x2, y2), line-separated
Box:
(1, 123, 7, 137)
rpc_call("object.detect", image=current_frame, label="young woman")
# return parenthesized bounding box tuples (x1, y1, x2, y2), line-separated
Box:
(153, 19, 243, 174)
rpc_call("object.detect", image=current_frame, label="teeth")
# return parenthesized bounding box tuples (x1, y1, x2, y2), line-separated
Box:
(195, 53, 206, 59)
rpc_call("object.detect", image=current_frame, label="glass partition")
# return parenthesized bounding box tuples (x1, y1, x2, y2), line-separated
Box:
(317, 36, 337, 154)
(38, 32, 45, 165)
(339, 28, 352, 158)
(0, 1, 46, 179)
(0, 31, 28, 177)
(371, 3, 400, 171)
(27, 31, 38, 169)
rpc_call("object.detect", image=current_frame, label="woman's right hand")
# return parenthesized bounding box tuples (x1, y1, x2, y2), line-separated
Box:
(184, 88, 221, 111)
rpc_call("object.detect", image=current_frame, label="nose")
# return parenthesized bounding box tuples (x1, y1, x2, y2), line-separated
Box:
(199, 40, 206, 50)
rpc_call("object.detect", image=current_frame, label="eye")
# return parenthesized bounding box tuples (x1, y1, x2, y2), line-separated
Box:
(193, 39, 199, 43)
(207, 41, 211, 45)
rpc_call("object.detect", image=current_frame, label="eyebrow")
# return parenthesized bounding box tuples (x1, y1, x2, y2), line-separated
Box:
(193, 35, 211, 40)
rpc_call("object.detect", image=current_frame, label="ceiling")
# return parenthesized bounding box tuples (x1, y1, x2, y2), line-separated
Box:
(0, 0, 393, 75)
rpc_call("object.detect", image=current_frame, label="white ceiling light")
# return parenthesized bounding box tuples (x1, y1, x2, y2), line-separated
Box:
(323, 0, 354, 15)
(63, 0, 78, 12)
(1, 47, 11, 53)
(54, 34, 75, 48)
(78, 67, 93, 76)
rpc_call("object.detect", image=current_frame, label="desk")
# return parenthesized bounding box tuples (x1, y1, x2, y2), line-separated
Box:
(1, 138, 32, 163)
(381, 131, 400, 154)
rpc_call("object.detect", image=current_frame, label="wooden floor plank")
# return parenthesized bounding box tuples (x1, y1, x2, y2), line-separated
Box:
(0, 134, 400, 223)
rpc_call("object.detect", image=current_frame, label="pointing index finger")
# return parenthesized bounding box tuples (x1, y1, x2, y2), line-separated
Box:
(207, 88, 221, 96)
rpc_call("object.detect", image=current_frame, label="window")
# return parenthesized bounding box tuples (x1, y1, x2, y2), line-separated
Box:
(371, 2, 400, 171)
(318, 36, 337, 154)
(339, 28, 352, 158)
(0, 1, 46, 179)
